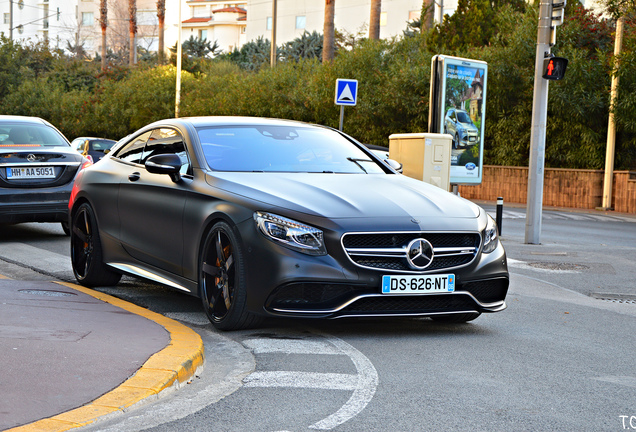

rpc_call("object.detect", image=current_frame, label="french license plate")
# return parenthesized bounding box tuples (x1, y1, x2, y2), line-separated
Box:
(6, 166, 55, 179)
(381, 274, 455, 295)
(469, 136, 477, 142)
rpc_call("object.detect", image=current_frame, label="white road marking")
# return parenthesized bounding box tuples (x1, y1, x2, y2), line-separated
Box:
(241, 333, 378, 431)
(243, 338, 342, 355)
(244, 371, 359, 390)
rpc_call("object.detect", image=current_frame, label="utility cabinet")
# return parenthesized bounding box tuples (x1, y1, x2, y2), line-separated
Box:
(388, 133, 452, 191)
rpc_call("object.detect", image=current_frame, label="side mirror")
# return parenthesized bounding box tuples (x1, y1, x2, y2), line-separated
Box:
(145, 154, 182, 182)
(385, 158, 403, 174)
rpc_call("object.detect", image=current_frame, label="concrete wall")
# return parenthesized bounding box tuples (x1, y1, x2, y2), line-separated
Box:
(458, 166, 636, 214)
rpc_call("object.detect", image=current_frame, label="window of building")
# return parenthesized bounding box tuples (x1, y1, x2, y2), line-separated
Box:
(199, 29, 208, 40)
(266, 16, 272, 30)
(81, 12, 94, 26)
(192, 5, 207, 18)
(137, 11, 158, 26)
(295, 15, 306, 29)
(380, 11, 387, 26)
(241, 26, 246, 34)
(3, 13, 9, 24)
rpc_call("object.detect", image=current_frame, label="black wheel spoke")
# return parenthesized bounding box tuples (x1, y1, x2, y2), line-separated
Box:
(215, 232, 225, 266)
(222, 283, 231, 310)
(224, 254, 234, 273)
(72, 225, 88, 243)
(82, 210, 90, 235)
(202, 261, 221, 277)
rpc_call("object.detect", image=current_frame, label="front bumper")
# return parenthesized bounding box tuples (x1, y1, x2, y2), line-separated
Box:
(240, 219, 509, 319)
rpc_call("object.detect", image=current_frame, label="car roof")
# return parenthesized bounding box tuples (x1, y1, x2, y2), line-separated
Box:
(150, 116, 319, 130)
(73, 137, 116, 142)
(0, 115, 50, 125)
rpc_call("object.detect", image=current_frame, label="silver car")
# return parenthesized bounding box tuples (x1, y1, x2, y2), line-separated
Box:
(444, 108, 480, 149)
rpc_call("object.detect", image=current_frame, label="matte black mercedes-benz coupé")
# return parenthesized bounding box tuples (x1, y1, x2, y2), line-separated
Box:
(69, 117, 508, 330)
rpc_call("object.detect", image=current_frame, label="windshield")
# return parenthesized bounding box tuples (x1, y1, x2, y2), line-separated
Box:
(196, 125, 386, 174)
(456, 111, 472, 124)
(0, 124, 69, 148)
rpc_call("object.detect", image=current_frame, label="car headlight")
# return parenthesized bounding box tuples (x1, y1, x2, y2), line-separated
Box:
(482, 215, 499, 254)
(254, 212, 327, 256)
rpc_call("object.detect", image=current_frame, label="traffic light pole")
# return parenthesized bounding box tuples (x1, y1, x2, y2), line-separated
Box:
(524, 0, 553, 244)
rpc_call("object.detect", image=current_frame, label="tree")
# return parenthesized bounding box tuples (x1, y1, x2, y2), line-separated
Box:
(129, 0, 137, 66)
(323, 0, 335, 62)
(369, 0, 382, 40)
(181, 36, 221, 58)
(157, 0, 165, 64)
(280, 31, 323, 62)
(100, 0, 107, 71)
(421, 0, 435, 31)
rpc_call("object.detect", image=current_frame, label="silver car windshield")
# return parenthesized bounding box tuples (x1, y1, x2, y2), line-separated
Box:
(196, 125, 386, 174)
(456, 111, 472, 124)
(0, 124, 69, 147)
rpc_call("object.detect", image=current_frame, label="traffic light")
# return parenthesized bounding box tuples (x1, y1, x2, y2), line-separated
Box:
(543, 56, 568, 80)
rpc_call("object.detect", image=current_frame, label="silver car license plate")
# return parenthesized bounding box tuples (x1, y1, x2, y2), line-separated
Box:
(381, 274, 455, 294)
(6, 166, 56, 179)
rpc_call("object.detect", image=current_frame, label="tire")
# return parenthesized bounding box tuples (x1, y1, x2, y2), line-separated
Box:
(61, 221, 70, 236)
(199, 221, 261, 330)
(70, 203, 121, 287)
(431, 312, 481, 323)
(454, 133, 459, 149)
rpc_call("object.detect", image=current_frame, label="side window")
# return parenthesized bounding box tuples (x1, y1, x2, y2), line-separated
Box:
(114, 131, 151, 164)
(142, 128, 192, 176)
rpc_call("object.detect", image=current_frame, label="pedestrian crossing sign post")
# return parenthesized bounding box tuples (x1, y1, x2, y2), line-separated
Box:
(335, 78, 358, 131)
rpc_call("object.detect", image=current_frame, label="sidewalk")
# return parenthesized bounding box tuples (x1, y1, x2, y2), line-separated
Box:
(0, 277, 204, 432)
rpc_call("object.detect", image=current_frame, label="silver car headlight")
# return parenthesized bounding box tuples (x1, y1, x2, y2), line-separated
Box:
(482, 215, 499, 254)
(254, 212, 327, 256)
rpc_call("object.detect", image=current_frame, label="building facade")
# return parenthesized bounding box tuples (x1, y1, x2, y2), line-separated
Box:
(181, 1, 247, 52)
(0, 0, 78, 50)
(245, 0, 451, 47)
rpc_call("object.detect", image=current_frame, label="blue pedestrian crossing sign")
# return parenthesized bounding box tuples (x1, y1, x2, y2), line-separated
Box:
(335, 79, 358, 106)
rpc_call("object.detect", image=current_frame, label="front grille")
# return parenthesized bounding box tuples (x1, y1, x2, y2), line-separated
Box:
(342, 294, 477, 314)
(342, 231, 481, 272)
(459, 278, 509, 303)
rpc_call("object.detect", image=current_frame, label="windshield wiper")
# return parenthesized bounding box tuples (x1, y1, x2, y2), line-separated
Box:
(346, 157, 372, 174)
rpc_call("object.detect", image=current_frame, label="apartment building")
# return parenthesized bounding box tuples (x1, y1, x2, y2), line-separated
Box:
(245, 0, 454, 46)
(181, 1, 247, 52)
(0, 0, 77, 49)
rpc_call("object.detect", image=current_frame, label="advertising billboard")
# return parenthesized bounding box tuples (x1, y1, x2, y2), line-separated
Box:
(429, 55, 487, 185)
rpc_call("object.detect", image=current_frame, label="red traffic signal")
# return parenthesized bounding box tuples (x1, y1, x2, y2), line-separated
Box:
(542, 57, 568, 80)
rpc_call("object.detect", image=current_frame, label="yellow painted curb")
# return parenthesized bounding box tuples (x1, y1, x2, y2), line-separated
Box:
(6, 281, 205, 432)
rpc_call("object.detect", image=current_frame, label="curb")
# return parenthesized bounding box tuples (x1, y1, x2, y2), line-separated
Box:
(6, 280, 205, 432)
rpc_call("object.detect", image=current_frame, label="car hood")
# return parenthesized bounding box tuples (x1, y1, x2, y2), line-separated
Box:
(459, 122, 478, 133)
(206, 172, 480, 222)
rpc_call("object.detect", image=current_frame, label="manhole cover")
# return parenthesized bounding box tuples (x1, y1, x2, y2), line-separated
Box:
(528, 262, 589, 271)
(19, 289, 76, 297)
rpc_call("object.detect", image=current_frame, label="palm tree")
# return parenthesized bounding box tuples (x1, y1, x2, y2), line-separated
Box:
(100, 0, 107, 70)
(157, 0, 165, 64)
(369, 0, 381, 40)
(129, 0, 137, 66)
(322, 0, 335, 62)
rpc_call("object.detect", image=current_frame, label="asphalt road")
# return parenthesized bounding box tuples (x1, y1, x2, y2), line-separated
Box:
(0, 204, 635, 431)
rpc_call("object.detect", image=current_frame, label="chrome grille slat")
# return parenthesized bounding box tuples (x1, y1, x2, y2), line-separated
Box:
(341, 231, 481, 273)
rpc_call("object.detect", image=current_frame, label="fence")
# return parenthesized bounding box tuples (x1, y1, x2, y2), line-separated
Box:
(458, 166, 636, 213)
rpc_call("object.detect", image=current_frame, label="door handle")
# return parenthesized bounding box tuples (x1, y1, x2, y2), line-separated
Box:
(128, 172, 141, 182)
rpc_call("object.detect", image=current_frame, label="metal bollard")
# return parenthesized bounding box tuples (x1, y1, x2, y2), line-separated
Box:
(496, 197, 503, 235)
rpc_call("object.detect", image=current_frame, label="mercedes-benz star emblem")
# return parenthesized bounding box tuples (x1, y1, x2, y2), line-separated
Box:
(406, 238, 434, 270)
(26, 154, 38, 162)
